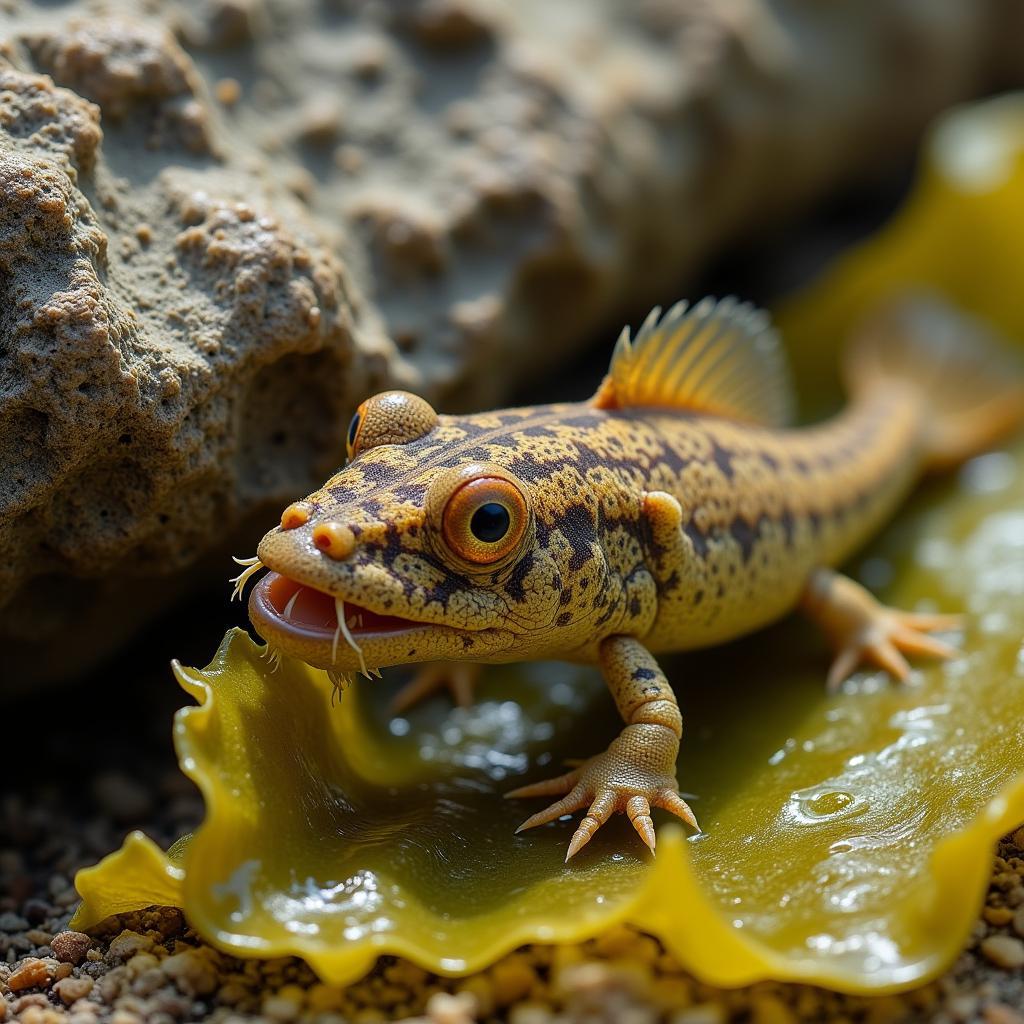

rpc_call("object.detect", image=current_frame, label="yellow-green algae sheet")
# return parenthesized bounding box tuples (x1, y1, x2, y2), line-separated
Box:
(73, 96, 1024, 994)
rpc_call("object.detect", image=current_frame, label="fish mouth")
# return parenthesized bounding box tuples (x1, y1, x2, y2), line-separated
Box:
(247, 570, 501, 674)
(256, 573, 432, 643)
(255, 572, 425, 640)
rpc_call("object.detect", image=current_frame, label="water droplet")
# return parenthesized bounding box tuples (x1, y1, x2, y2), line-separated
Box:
(808, 791, 854, 816)
(788, 784, 866, 825)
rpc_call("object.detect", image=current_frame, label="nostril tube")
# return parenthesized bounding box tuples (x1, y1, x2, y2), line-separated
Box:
(280, 501, 313, 530)
(312, 521, 355, 559)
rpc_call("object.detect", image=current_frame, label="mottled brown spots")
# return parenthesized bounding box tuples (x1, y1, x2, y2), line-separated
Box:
(504, 552, 535, 603)
(729, 517, 760, 562)
(255, 378, 924, 673)
(684, 521, 708, 559)
(558, 504, 596, 571)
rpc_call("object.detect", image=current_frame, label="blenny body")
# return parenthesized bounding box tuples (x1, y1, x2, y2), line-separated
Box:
(242, 295, 1024, 858)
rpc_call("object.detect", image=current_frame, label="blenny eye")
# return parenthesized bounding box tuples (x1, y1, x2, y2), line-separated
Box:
(345, 405, 364, 461)
(346, 391, 437, 461)
(443, 477, 527, 565)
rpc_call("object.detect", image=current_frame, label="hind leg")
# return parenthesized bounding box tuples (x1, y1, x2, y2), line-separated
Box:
(800, 567, 962, 691)
(390, 662, 480, 714)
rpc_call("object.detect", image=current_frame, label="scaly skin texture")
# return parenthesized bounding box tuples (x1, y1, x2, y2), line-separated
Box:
(245, 298, 1016, 858)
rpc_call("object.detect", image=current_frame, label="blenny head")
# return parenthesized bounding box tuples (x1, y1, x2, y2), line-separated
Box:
(245, 391, 564, 676)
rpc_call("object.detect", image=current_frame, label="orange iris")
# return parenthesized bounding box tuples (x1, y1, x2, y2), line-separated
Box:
(442, 476, 528, 565)
(346, 400, 368, 461)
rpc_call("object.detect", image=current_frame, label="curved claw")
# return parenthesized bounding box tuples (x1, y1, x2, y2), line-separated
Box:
(626, 795, 656, 855)
(506, 769, 580, 803)
(654, 788, 699, 831)
(892, 610, 963, 631)
(513, 780, 586, 834)
(509, 766, 699, 859)
(564, 792, 616, 861)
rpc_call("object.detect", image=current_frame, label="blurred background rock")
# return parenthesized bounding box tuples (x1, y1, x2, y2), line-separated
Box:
(4, 0, 1024, 685)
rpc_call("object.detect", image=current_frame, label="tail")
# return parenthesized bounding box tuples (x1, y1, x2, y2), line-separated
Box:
(843, 293, 1024, 472)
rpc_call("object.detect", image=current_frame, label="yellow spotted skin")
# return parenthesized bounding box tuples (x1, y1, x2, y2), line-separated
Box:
(250, 298, 1022, 859)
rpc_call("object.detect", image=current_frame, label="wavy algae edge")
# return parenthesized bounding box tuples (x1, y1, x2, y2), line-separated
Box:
(70, 628, 1024, 995)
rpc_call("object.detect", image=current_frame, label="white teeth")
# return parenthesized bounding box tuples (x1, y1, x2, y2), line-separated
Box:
(283, 591, 299, 619)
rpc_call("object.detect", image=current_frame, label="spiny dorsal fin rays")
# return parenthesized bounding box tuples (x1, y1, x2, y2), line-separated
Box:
(593, 297, 794, 428)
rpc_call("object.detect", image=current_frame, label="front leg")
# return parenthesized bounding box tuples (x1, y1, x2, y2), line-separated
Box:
(507, 636, 698, 860)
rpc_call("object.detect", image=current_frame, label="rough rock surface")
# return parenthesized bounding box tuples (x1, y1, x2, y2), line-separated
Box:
(1, 0, 1023, 682)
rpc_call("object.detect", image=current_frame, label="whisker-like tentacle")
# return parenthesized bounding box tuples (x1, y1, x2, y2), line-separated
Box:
(229, 556, 264, 601)
(327, 668, 354, 707)
(334, 596, 368, 676)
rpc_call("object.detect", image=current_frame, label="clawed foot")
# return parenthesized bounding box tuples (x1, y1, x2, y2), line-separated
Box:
(824, 607, 962, 691)
(506, 735, 699, 861)
(801, 568, 961, 691)
(390, 661, 480, 714)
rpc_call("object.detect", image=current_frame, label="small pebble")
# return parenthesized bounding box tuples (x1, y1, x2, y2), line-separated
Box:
(985, 1004, 1024, 1024)
(980, 935, 1024, 970)
(161, 949, 219, 997)
(21, 900, 52, 925)
(0, 913, 29, 932)
(426, 991, 478, 1024)
(985, 906, 1015, 926)
(8, 958, 50, 992)
(55, 976, 95, 1005)
(51, 932, 93, 966)
(262, 994, 302, 1021)
(107, 931, 152, 961)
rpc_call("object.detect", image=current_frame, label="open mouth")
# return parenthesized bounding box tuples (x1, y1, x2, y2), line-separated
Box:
(252, 572, 423, 643)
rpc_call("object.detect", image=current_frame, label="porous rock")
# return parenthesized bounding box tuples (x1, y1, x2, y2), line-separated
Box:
(1, 0, 1022, 683)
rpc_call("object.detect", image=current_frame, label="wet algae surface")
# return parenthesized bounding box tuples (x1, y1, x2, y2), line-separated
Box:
(72, 97, 1024, 994)
(73, 439, 1024, 992)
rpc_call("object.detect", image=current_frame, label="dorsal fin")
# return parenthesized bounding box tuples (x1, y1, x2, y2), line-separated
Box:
(592, 296, 794, 427)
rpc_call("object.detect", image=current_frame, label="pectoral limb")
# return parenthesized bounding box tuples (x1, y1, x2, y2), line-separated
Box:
(800, 567, 961, 691)
(507, 635, 698, 861)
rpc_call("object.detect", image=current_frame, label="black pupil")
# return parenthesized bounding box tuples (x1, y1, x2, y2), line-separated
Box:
(470, 502, 510, 544)
(347, 412, 360, 448)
